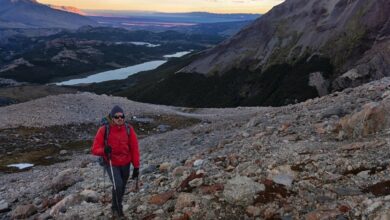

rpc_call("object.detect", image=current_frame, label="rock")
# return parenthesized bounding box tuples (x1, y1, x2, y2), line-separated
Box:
(223, 175, 265, 206)
(357, 170, 370, 179)
(149, 191, 175, 205)
(50, 194, 82, 216)
(246, 205, 261, 217)
(11, 204, 37, 219)
(0, 200, 9, 213)
(175, 193, 198, 210)
(136, 205, 147, 213)
(80, 190, 99, 203)
(50, 169, 79, 192)
(172, 166, 190, 177)
(268, 165, 297, 188)
(59, 150, 67, 155)
(305, 209, 341, 220)
(36, 212, 51, 220)
(365, 201, 383, 214)
(374, 210, 390, 220)
(200, 184, 224, 194)
(188, 178, 203, 187)
(193, 159, 204, 167)
(159, 162, 172, 172)
(339, 102, 387, 138)
(142, 164, 158, 174)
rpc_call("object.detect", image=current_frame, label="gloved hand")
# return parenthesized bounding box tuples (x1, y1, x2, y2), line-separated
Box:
(132, 168, 139, 179)
(104, 145, 112, 157)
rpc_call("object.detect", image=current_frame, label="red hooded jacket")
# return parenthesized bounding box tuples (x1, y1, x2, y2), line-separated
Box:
(91, 124, 140, 167)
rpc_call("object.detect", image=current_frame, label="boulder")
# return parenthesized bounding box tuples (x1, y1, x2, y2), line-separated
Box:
(49, 194, 82, 216)
(80, 190, 99, 203)
(0, 200, 9, 213)
(268, 165, 297, 188)
(11, 204, 37, 219)
(175, 193, 198, 211)
(149, 191, 175, 205)
(50, 169, 80, 192)
(338, 102, 388, 138)
(223, 175, 265, 206)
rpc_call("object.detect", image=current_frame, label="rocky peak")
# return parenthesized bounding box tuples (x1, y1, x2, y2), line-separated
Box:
(179, 0, 390, 91)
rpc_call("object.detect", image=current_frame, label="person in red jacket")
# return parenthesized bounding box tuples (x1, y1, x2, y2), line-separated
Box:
(92, 105, 140, 219)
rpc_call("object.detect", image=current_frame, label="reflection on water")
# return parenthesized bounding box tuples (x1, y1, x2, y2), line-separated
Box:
(56, 50, 191, 85)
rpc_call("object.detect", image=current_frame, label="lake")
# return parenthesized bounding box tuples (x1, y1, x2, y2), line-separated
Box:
(56, 50, 192, 85)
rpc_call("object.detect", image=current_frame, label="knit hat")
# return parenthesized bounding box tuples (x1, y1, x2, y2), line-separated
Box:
(110, 105, 124, 117)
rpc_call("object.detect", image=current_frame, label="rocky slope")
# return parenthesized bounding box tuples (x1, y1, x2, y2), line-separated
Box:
(0, 0, 96, 29)
(0, 77, 389, 219)
(179, 0, 390, 93)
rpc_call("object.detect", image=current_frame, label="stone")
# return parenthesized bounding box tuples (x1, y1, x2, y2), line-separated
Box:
(80, 190, 99, 203)
(305, 209, 341, 220)
(193, 159, 204, 167)
(0, 200, 9, 213)
(175, 193, 198, 210)
(149, 191, 175, 205)
(136, 205, 147, 213)
(357, 170, 370, 179)
(159, 162, 172, 172)
(50, 169, 79, 192)
(59, 150, 67, 155)
(11, 204, 37, 219)
(268, 165, 297, 188)
(200, 184, 224, 194)
(246, 205, 261, 217)
(49, 194, 82, 216)
(339, 102, 387, 138)
(172, 166, 190, 177)
(188, 178, 203, 187)
(223, 175, 265, 206)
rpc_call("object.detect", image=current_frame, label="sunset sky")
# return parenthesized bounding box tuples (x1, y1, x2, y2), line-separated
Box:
(37, 0, 284, 14)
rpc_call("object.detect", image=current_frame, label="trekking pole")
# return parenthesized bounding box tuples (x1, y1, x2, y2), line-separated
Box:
(103, 166, 106, 201)
(108, 154, 120, 210)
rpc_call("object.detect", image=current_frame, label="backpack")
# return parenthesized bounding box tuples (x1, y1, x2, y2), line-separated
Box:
(98, 115, 132, 166)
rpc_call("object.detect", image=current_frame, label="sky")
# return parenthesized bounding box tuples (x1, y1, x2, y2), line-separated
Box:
(37, 0, 285, 14)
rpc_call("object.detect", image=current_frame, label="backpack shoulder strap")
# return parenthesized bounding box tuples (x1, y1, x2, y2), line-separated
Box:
(104, 124, 110, 147)
(125, 122, 131, 136)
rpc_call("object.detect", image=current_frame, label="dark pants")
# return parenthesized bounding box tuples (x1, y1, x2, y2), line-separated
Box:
(105, 162, 130, 214)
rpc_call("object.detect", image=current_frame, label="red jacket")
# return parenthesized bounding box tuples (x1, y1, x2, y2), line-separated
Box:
(91, 124, 140, 167)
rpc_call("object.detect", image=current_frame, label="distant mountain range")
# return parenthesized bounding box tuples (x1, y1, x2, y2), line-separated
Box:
(0, 0, 96, 29)
(85, 10, 260, 23)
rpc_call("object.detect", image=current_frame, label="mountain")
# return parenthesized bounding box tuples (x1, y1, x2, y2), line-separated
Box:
(85, 10, 260, 23)
(179, 0, 390, 92)
(0, 0, 96, 29)
(47, 5, 87, 16)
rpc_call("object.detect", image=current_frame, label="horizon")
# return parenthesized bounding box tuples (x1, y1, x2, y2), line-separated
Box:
(37, 0, 284, 14)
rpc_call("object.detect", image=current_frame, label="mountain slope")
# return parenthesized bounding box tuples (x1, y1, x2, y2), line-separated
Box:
(179, 0, 390, 92)
(0, 0, 96, 29)
(1, 78, 390, 219)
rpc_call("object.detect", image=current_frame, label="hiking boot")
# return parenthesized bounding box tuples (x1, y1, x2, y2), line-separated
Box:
(111, 209, 120, 220)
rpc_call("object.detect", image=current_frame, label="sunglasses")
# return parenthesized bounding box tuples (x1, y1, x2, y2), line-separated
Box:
(113, 115, 125, 119)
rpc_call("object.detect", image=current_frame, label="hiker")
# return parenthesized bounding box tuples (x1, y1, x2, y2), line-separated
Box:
(91, 105, 140, 219)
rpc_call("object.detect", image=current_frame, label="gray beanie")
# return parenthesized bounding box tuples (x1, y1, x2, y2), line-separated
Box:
(110, 105, 124, 117)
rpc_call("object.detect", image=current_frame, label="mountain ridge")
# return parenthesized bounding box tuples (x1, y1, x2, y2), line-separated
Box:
(0, 0, 96, 29)
(179, 0, 390, 92)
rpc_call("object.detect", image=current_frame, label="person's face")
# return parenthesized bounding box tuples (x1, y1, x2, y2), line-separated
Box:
(113, 113, 125, 126)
